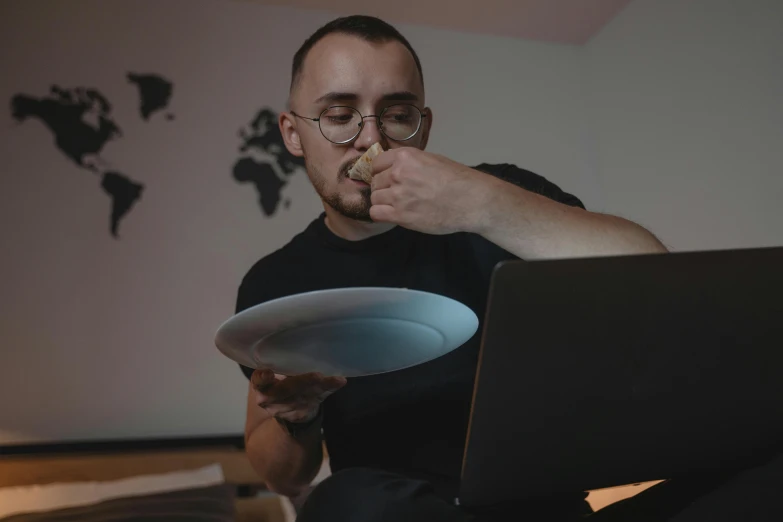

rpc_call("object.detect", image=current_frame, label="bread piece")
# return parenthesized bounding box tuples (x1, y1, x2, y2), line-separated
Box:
(348, 142, 384, 184)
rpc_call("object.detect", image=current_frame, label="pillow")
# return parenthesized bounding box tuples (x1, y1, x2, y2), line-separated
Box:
(0, 464, 234, 521)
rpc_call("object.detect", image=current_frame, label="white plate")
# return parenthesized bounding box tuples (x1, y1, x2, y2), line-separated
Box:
(214, 287, 479, 377)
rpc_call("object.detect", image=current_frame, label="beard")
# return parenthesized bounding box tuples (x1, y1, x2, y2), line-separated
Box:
(304, 151, 373, 222)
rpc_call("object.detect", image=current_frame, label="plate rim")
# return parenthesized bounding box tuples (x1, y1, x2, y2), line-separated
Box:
(215, 286, 473, 335)
(214, 286, 479, 376)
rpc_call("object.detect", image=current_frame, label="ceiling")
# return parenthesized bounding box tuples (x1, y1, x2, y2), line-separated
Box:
(242, 0, 632, 45)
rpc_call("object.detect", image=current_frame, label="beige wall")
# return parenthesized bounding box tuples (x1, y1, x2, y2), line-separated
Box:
(2, 0, 781, 446)
(585, 0, 783, 251)
(0, 0, 590, 444)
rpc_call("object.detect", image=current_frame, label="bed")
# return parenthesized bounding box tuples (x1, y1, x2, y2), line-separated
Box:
(0, 438, 291, 521)
(0, 436, 658, 520)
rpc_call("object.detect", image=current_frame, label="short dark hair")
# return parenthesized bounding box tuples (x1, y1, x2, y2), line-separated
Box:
(290, 15, 424, 93)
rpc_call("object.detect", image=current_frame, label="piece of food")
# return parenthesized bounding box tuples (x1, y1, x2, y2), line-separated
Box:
(348, 142, 384, 184)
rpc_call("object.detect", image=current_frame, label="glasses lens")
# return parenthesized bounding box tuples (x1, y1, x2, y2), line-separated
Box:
(320, 106, 362, 143)
(380, 105, 421, 141)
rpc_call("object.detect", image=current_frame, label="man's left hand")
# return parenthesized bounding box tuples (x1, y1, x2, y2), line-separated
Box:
(369, 148, 490, 235)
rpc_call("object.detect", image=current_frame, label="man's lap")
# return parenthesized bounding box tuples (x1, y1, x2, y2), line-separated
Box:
(297, 468, 590, 522)
(297, 468, 474, 522)
(297, 452, 782, 522)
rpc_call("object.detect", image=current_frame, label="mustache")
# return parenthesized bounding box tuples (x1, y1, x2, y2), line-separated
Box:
(339, 156, 361, 178)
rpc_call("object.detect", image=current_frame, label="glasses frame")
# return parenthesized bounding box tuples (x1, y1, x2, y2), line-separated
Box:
(292, 104, 427, 144)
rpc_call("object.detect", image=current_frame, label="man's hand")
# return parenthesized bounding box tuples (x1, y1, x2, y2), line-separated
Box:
(369, 148, 667, 259)
(369, 147, 488, 235)
(251, 369, 346, 424)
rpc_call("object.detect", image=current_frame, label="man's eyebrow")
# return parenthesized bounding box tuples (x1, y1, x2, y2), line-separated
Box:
(380, 91, 419, 102)
(313, 91, 420, 104)
(314, 92, 359, 104)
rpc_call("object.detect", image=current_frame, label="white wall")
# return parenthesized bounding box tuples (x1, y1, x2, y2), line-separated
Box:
(5, 0, 779, 447)
(0, 0, 591, 444)
(585, 0, 783, 251)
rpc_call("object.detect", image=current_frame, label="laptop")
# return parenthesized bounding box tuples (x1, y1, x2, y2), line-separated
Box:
(458, 246, 783, 508)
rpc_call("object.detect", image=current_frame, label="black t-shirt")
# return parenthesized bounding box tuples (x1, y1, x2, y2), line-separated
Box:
(236, 163, 586, 501)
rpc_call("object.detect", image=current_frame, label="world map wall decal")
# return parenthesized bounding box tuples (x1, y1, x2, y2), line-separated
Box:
(10, 73, 174, 238)
(127, 73, 175, 122)
(233, 108, 306, 216)
(10, 75, 303, 239)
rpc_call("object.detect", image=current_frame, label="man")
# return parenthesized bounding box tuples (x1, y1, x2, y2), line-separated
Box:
(235, 15, 779, 522)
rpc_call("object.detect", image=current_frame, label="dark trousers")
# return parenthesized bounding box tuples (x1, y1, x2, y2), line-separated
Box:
(298, 452, 783, 522)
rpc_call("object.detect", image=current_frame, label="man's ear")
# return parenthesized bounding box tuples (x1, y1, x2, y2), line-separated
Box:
(279, 111, 304, 158)
(419, 107, 433, 150)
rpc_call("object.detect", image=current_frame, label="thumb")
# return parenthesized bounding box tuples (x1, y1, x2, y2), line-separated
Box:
(323, 376, 347, 390)
(317, 376, 347, 398)
(251, 368, 276, 393)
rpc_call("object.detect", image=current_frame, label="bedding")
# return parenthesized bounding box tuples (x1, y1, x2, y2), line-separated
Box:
(0, 464, 234, 521)
(2, 484, 235, 521)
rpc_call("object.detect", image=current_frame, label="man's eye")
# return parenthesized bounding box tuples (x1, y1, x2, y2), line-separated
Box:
(327, 115, 354, 123)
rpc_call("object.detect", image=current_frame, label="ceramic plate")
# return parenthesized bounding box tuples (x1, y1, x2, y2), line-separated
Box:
(214, 287, 479, 377)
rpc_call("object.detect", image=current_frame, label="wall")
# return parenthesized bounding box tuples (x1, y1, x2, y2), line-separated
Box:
(585, 0, 783, 251)
(0, 0, 591, 444)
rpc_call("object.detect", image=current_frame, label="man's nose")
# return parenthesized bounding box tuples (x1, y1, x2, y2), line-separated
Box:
(354, 116, 385, 150)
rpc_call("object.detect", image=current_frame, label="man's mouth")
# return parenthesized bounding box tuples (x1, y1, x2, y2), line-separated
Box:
(340, 157, 361, 180)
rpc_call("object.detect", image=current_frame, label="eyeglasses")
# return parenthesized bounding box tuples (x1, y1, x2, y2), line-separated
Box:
(291, 104, 427, 144)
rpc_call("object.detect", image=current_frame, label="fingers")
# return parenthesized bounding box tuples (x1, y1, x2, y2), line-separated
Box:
(254, 372, 346, 424)
(276, 408, 318, 424)
(371, 170, 393, 191)
(370, 187, 396, 206)
(321, 375, 348, 390)
(275, 372, 346, 399)
(369, 204, 397, 223)
(268, 372, 319, 401)
(370, 149, 395, 174)
(253, 371, 347, 422)
(259, 401, 300, 417)
(251, 368, 277, 393)
(315, 376, 347, 400)
(256, 372, 347, 406)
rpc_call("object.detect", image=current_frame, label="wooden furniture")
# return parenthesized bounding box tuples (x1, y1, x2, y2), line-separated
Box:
(0, 439, 660, 519)
(0, 443, 287, 522)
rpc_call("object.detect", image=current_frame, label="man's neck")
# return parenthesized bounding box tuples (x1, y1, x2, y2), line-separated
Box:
(323, 205, 396, 241)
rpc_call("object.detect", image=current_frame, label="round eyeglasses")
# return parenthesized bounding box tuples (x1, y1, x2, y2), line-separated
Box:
(292, 104, 427, 144)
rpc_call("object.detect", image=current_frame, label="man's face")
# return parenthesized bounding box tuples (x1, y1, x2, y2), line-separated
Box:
(282, 33, 430, 221)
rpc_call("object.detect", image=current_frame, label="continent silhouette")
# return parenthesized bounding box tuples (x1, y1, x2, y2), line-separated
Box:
(10, 84, 146, 238)
(233, 158, 284, 216)
(11, 85, 121, 169)
(101, 171, 144, 238)
(233, 108, 306, 216)
(127, 73, 174, 121)
(239, 108, 305, 174)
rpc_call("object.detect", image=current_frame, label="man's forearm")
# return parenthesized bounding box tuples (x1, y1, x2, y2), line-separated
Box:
(245, 416, 323, 497)
(469, 174, 669, 260)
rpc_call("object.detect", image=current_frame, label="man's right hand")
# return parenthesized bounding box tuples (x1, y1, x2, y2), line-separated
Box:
(250, 369, 347, 424)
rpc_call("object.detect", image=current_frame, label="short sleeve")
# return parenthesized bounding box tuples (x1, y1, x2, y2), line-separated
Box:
(473, 163, 586, 210)
(234, 281, 257, 380)
(468, 163, 586, 279)
(233, 264, 290, 380)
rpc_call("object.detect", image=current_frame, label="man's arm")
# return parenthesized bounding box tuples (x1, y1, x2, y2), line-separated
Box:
(235, 277, 343, 497)
(469, 171, 668, 260)
(244, 380, 324, 497)
(370, 149, 668, 260)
